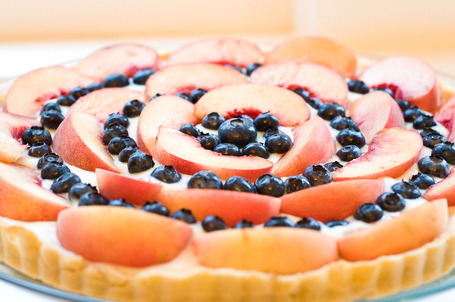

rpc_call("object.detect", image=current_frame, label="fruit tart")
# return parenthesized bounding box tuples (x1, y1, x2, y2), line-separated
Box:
(1, 37, 455, 302)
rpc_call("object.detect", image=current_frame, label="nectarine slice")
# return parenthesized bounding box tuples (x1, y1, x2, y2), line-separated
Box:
(0, 162, 69, 221)
(137, 95, 199, 154)
(435, 96, 455, 142)
(264, 36, 357, 78)
(333, 128, 423, 180)
(250, 61, 349, 108)
(167, 38, 263, 67)
(359, 56, 439, 112)
(192, 228, 337, 274)
(57, 206, 192, 267)
(338, 199, 448, 261)
(145, 63, 248, 99)
(272, 117, 335, 177)
(194, 84, 310, 126)
(424, 169, 455, 206)
(74, 43, 161, 81)
(155, 189, 280, 226)
(153, 126, 273, 182)
(281, 179, 385, 222)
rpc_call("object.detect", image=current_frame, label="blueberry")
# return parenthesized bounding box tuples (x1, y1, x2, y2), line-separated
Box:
(41, 162, 70, 180)
(56, 94, 76, 106)
(37, 153, 63, 169)
(373, 87, 395, 99)
(118, 146, 139, 163)
(375, 192, 406, 212)
(213, 143, 241, 156)
(123, 100, 145, 117)
(151, 165, 181, 183)
(263, 128, 281, 139)
(420, 128, 442, 138)
(413, 114, 436, 130)
(391, 181, 422, 199)
(86, 82, 104, 92)
(40, 110, 65, 129)
(149, 93, 163, 101)
(336, 129, 366, 148)
(245, 63, 262, 76)
(28, 143, 52, 158)
(354, 203, 383, 223)
(396, 100, 411, 112)
(40, 102, 61, 114)
(127, 151, 154, 173)
(432, 142, 455, 164)
(132, 68, 155, 85)
(409, 173, 435, 190)
(423, 133, 447, 149)
(324, 161, 343, 172)
(234, 115, 254, 123)
(68, 183, 97, 202)
(104, 73, 129, 87)
(241, 142, 270, 159)
(78, 192, 109, 206)
(171, 208, 196, 224)
(201, 215, 227, 232)
(202, 112, 226, 129)
(325, 220, 349, 228)
(197, 133, 221, 150)
(317, 102, 346, 121)
(108, 136, 137, 155)
(254, 174, 285, 197)
(179, 123, 200, 137)
(418, 156, 450, 178)
(403, 106, 425, 122)
(224, 176, 256, 193)
(303, 165, 332, 186)
(108, 198, 135, 208)
(50, 173, 81, 194)
(218, 118, 257, 148)
(284, 175, 311, 194)
(175, 92, 190, 101)
(103, 124, 128, 145)
(188, 171, 223, 189)
(295, 217, 320, 230)
(141, 201, 170, 216)
(189, 88, 207, 104)
(330, 115, 360, 131)
(254, 112, 279, 131)
(336, 145, 362, 162)
(292, 88, 310, 102)
(70, 86, 90, 100)
(265, 133, 293, 153)
(104, 113, 130, 129)
(232, 219, 254, 228)
(264, 216, 295, 227)
(347, 80, 369, 94)
(22, 126, 52, 146)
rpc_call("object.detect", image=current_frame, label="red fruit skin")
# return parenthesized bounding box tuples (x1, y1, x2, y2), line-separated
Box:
(424, 169, 455, 206)
(435, 96, 455, 142)
(154, 189, 281, 227)
(281, 179, 385, 222)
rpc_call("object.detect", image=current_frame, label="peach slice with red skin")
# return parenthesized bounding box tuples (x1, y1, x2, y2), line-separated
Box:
(155, 189, 280, 227)
(250, 61, 349, 108)
(349, 91, 405, 142)
(96, 168, 163, 206)
(359, 56, 440, 113)
(272, 117, 335, 177)
(145, 63, 248, 99)
(424, 169, 455, 206)
(263, 36, 357, 78)
(53, 111, 118, 173)
(0, 112, 38, 163)
(435, 96, 455, 141)
(137, 95, 199, 155)
(3, 66, 92, 118)
(194, 84, 310, 126)
(153, 126, 273, 182)
(0, 162, 69, 221)
(57, 206, 192, 267)
(338, 198, 448, 262)
(333, 128, 423, 181)
(281, 179, 385, 222)
(192, 228, 337, 274)
(67, 88, 145, 122)
(74, 43, 161, 81)
(167, 38, 263, 68)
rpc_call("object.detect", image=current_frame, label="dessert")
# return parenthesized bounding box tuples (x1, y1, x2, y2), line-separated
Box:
(1, 37, 455, 302)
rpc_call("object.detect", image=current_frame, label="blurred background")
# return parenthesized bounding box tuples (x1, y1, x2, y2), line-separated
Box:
(1, 0, 455, 80)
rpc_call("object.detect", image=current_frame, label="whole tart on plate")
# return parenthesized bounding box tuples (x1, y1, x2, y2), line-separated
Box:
(1, 37, 455, 302)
